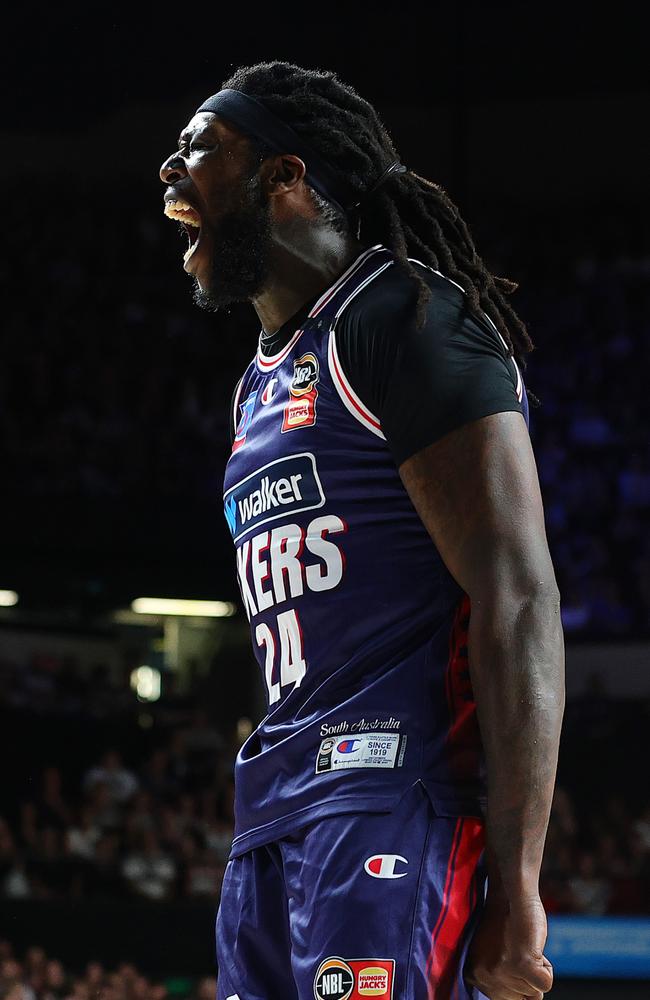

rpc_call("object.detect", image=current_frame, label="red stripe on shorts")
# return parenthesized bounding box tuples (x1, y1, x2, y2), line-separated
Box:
(427, 817, 485, 999)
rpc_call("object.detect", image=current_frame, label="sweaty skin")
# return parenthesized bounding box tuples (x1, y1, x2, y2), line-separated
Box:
(160, 113, 361, 330)
(160, 113, 565, 1000)
(399, 414, 564, 1000)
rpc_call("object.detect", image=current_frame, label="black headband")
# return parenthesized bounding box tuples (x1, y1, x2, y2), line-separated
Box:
(195, 88, 406, 214)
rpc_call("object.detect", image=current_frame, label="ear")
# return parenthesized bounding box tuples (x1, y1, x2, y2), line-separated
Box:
(262, 154, 307, 199)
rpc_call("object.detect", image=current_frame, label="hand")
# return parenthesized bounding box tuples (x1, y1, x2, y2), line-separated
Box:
(465, 894, 554, 999)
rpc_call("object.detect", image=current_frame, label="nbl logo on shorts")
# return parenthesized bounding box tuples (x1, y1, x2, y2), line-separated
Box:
(314, 958, 354, 1000)
(314, 957, 395, 999)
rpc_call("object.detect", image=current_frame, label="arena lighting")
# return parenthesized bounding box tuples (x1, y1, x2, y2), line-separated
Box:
(0, 590, 18, 606)
(130, 665, 161, 702)
(131, 597, 236, 617)
(237, 717, 253, 743)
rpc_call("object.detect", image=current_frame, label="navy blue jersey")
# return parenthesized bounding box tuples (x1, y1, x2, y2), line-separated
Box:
(222, 245, 529, 857)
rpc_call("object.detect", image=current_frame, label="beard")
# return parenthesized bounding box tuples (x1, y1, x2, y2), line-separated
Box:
(192, 171, 273, 312)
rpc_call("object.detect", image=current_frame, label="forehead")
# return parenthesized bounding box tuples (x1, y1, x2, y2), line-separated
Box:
(179, 111, 250, 146)
(179, 111, 217, 138)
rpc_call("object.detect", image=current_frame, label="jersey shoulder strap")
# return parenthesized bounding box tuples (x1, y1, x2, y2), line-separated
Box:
(306, 244, 394, 329)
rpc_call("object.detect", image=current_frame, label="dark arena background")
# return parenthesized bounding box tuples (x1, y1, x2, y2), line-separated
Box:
(2, 3, 649, 998)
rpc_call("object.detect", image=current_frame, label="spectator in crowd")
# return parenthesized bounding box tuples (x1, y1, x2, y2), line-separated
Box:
(83, 752, 139, 806)
(122, 831, 176, 901)
(568, 852, 611, 915)
(0, 942, 218, 1000)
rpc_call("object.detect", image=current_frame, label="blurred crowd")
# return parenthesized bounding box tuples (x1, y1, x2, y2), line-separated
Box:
(0, 942, 214, 1000)
(541, 789, 650, 915)
(2, 188, 650, 636)
(488, 209, 650, 638)
(0, 745, 233, 903)
(1, 645, 649, 913)
(1, 649, 236, 904)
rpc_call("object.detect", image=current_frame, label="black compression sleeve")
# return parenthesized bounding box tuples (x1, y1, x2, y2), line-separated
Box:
(334, 267, 525, 467)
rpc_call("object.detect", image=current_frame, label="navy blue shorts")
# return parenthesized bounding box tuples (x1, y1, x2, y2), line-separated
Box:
(216, 782, 487, 999)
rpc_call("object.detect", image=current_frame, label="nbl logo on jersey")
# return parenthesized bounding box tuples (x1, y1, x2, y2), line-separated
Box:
(282, 352, 319, 432)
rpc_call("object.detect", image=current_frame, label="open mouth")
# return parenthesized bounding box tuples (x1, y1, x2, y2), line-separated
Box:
(164, 199, 202, 265)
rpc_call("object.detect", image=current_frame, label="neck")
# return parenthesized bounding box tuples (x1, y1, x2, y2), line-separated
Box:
(253, 222, 362, 334)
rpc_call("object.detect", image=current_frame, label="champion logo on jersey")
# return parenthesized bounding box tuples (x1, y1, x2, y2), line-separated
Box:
(261, 378, 278, 405)
(337, 739, 361, 754)
(223, 452, 326, 542)
(364, 855, 408, 879)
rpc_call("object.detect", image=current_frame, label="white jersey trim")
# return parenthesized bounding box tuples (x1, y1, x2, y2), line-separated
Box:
(309, 245, 386, 317)
(253, 246, 386, 373)
(255, 328, 304, 373)
(328, 331, 386, 440)
(325, 256, 394, 441)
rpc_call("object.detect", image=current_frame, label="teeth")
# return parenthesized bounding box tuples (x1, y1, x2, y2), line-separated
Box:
(164, 200, 201, 227)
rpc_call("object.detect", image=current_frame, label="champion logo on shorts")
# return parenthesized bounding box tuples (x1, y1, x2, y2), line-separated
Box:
(364, 854, 408, 879)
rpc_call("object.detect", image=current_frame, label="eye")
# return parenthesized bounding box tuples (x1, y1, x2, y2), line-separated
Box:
(190, 139, 215, 153)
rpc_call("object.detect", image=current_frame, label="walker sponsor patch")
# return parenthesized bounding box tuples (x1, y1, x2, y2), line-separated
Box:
(315, 733, 406, 774)
(223, 452, 325, 542)
(313, 958, 395, 1000)
(282, 352, 319, 432)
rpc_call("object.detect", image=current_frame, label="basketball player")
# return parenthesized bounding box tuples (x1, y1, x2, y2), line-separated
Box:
(160, 62, 565, 1000)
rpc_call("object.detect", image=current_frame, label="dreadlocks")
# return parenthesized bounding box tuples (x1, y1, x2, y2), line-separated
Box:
(222, 61, 535, 375)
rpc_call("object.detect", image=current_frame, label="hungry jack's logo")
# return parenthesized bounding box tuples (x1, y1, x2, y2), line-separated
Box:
(282, 353, 319, 432)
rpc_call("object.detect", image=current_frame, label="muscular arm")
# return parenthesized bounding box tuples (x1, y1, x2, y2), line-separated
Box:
(399, 410, 564, 996)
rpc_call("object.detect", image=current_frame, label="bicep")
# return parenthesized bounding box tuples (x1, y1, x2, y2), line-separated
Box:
(398, 411, 558, 600)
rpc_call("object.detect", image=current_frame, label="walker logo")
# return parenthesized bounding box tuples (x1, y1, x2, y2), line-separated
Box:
(223, 453, 325, 542)
(314, 959, 394, 1000)
(364, 855, 408, 880)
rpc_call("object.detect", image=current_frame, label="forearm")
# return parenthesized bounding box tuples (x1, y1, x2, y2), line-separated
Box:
(469, 583, 565, 903)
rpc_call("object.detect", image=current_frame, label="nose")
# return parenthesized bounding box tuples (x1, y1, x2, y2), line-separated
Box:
(159, 152, 188, 185)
